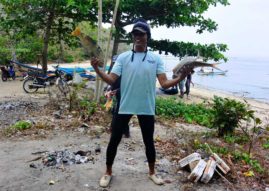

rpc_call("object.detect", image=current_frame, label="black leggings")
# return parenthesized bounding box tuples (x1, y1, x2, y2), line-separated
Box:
(106, 114, 155, 166)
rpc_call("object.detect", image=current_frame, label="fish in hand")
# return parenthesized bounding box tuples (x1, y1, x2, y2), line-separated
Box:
(173, 57, 220, 78)
(71, 27, 104, 67)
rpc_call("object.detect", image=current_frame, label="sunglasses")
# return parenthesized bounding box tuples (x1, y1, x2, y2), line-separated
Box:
(132, 32, 146, 37)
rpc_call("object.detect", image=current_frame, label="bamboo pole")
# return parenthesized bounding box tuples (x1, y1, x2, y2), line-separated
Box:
(98, 0, 120, 101)
(95, 0, 103, 101)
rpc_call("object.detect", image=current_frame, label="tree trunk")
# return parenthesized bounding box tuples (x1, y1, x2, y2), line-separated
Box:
(42, 10, 55, 73)
(58, 19, 64, 62)
(108, 28, 120, 74)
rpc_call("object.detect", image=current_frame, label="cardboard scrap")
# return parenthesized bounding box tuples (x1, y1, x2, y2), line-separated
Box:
(211, 153, 230, 174)
(188, 159, 207, 182)
(201, 157, 217, 183)
(178, 152, 201, 168)
(179, 152, 230, 184)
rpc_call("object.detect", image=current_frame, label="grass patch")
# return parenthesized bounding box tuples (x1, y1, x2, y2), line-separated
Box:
(12, 120, 32, 130)
(156, 96, 213, 127)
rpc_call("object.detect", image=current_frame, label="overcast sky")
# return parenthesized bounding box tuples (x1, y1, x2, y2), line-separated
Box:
(150, 0, 269, 59)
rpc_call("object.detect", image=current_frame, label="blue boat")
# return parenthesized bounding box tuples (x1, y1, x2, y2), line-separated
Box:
(197, 70, 228, 75)
(57, 67, 96, 80)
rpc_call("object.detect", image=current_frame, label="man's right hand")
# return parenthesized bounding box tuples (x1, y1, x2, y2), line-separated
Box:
(90, 57, 101, 71)
(90, 58, 119, 86)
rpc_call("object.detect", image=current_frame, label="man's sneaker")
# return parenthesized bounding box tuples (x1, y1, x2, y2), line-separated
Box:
(99, 174, 112, 188)
(149, 174, 164, 185)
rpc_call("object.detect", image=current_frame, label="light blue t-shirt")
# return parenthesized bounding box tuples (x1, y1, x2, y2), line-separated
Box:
(111, 50, 165, 115)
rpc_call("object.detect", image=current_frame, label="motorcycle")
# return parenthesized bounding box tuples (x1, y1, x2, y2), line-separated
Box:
(23, 65, 70, 96)
(1, 64, 16, 81)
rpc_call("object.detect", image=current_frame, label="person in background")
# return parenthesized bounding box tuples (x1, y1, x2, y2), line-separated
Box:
(109, 77, 130, 138)
(184, 69, 195, 98)
(90, 18, 192, 188)
(178, 78, 186, 98)
(159, 75, 178, 95)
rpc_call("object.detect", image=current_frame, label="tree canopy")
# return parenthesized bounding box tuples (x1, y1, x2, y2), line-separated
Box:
(0, 0, 230, 70)
(101, 0, 229, 62)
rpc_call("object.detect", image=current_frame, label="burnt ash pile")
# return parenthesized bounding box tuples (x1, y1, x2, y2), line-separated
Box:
(0, 101, 40, 128)
(28, 147, 102, 169)
(42, 150, 93, 167)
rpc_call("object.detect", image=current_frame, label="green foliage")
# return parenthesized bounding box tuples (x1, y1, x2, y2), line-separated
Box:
(64, 54, 74, 63)
(15, 35, 43, 63)
(149, 40, 228, 61)
(193, 142, 229, 155)
(240, 116, 263, 155)
(232, 151, 264, 173)
(211, 96, 254, 136)
(156, 97, 214, 127)
(262, 139, 269, 149)
(68, 83, 97, 120)
(79, 97, 97, 117)
(0, 33, 42, 63)
(224, 134, 249, 144)
(12, 120, 32, 130)
(0, 36, 11, 63)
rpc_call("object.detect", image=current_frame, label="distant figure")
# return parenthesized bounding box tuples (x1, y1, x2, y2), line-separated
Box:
(178, 78, 186, 98)
(184, 70, 195, 98)
(200, 67, 204, 72)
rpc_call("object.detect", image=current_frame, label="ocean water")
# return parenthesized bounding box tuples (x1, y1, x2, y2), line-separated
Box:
(161, 55, 269, 103)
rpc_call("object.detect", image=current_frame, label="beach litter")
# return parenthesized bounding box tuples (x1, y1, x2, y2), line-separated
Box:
(178, 144, 231, 184)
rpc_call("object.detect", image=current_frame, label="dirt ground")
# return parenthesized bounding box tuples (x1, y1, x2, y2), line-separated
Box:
(0, 79, 268, 191)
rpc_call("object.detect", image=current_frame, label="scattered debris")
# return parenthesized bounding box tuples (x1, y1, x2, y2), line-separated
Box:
(179, 147, 230, 184)
(53, 110, 62, 119)
(205, 143, 230, 174)
(29, 163, 37, 168)
(178, 152, 201, 168)
(188, 159, 207, 182)
(201, 157, 217, 183)
(27, 156, 42, 162)
(95, 144, 101, 154)
(31, 151, 49, 155)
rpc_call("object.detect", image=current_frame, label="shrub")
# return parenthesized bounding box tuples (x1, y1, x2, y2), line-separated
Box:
(211, 96, 254, 136)
(64, 54, 74, 63)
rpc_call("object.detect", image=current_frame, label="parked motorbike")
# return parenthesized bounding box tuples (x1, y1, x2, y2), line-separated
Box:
(23, 65, 70, 96)
(1, 65, 16, 81)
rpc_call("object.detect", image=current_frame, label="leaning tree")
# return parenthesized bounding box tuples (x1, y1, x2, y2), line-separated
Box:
(99, 0, 229, 70)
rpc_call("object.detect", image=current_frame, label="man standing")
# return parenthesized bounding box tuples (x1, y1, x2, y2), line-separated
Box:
(184, 70, 195, 99)
(91, 18, 191, 188)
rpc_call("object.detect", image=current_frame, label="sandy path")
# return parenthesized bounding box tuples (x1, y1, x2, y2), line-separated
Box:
(0, 78, 26, 101)
(0, 123, 198, 191)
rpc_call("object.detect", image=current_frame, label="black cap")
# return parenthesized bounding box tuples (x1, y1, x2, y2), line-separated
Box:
(131, 18, 151, 39)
